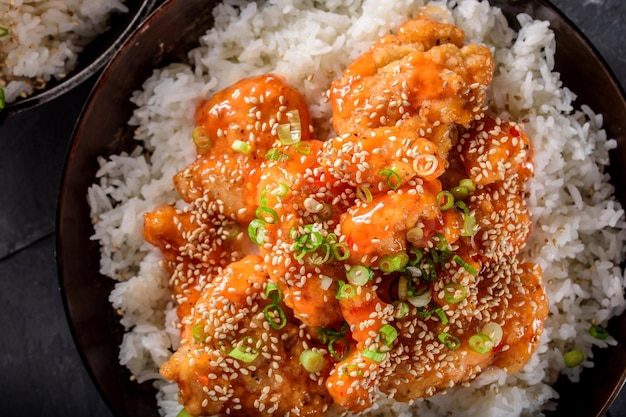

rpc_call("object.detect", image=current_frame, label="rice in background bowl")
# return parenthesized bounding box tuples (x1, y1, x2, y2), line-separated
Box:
(76, 0, 626, 416)
(0, 0, 156, 117)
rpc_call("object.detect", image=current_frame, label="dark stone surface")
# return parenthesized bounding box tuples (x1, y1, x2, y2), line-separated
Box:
(0, 1, 623, 416)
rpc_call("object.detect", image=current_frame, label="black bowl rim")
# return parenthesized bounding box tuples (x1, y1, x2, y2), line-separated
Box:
(1, 0, 159, 120)
(55, 0, 626, 416)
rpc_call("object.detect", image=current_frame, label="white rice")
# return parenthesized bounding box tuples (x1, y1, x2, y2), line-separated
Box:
(87, 0, 626, 416)
(0, 0, 129, 103)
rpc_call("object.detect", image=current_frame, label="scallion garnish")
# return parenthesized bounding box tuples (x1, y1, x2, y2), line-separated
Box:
(480, 322, 503, 346)
(393, 301, 410, 319)
(0, 87, 5, 111)
(265, 282, 282, 303)
(589, 324, 609, 340)
(277, 110, 302, 145)
(272, 182, 289, 197)
(468, 333, 493, 354)
(192, 324, 207, 343)
(413, 154, 439, 177)
(438, 332, 460, 350)
(407, 288, 432, 308)
(459, 178, 476, 193)
(191, 125, 211, 149)
(265, 148, 289, 161)
(263, 303, 287, 330)
(434, 307, 448, 325)
(379, 324, 398, 346)
(450, 185, 469, 201)
(295, 141, 311, 155)
(442, 283, 468, 304)
(436, 190, 455, 210)
(379, 168, 402, 190)
(452, 254, 478, 276)
(220, 223, 240, 241)
(231, 139, 251, 154)
(362, 349, 385, 362)
(336, 280, 356, 300)
(248, 219, 267, 245)
(564, 349, 585, 368)
(406, 226, 424, 246)
(346, 265, 373, 286)
(255, 206, 279, 224)
(332, 242, 350, 261)
(379, 253, 409, 273)
(176, 408, 193, 417)
(299, 349, 325, 373)
(356, 185, 373, 202)
(228, 336, 259, 363)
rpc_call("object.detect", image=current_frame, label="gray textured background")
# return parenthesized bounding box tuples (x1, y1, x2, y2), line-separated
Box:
(0, 0, 624, 416)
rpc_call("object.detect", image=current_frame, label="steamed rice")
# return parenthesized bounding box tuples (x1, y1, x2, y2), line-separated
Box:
(87, 0, 626, 416)
(0, 0, 129, 103)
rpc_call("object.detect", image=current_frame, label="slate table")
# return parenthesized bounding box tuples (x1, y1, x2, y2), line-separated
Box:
(0, 1, 624, 416)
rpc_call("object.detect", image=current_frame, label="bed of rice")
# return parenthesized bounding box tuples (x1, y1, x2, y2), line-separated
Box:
(0, 0, 129, 103)
(86, 0, 626, 416)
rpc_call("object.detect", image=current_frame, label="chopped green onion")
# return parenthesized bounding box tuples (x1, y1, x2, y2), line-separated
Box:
(263, 303, 287, 330)
(438, 332, 460, 350)
(310, 243, 332, 265)
(265, 148, 289, 161)
(452, 254, 478, 275)
(379, 168, 402, 190)
(356, 185, 373, 202)
(228, 336, 259, 363)
(255, 206, 279, 224)
(461, 213, 478, 237)
(362, 349, 385, 362)
(299, 349, 326, 373)
(459, 178, 476, 193)
(192, 324, 207, 343)
(176, 408, 193, 417)
(436, 191, 455, 210)
(272, 182, 290, 197)
(408, 247, 424, 266)
(393, 301, 410, 319)
(192, 126, 211, 149)
(336, 280, 356, 300)
(450, 185, 469, 201)
(434, 307, 448, 325)
(277, 110, 302, 145)
(379, 324, 398, 346)
(0, 87, 4, 111)
(416, 307, 433, 318)
(455, 200, 469, 215)
(221, 223, 240, 241)
(442, 283, 468, 304)
(248, 219, 267, 246)
(406, 227, 424, 246)
(232, 139, 251, 154)
(328, 336, 350, 360)
(379, 253, 408, 273)
(468, 333, 493, 354)
(332, 242, 350, 261)
(295, 141, 311, 155)
(414, 154, 439, 177)
(564, 349, 585, 368)
(407, 289, 432, 308)
(422, 255, 437, 282)
(346, 265, 373, 286)
(265, 282, 282, 303)
(481, 322, 503, 347)
(589, 324, 609, 340)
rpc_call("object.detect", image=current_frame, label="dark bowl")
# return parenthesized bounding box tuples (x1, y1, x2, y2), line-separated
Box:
(56, 1, 626, 417)
(1, 0, 158, 123)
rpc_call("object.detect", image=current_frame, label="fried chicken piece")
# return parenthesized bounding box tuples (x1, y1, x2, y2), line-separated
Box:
(330, 17, 493, 162)
(160, 255, 333, 417)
